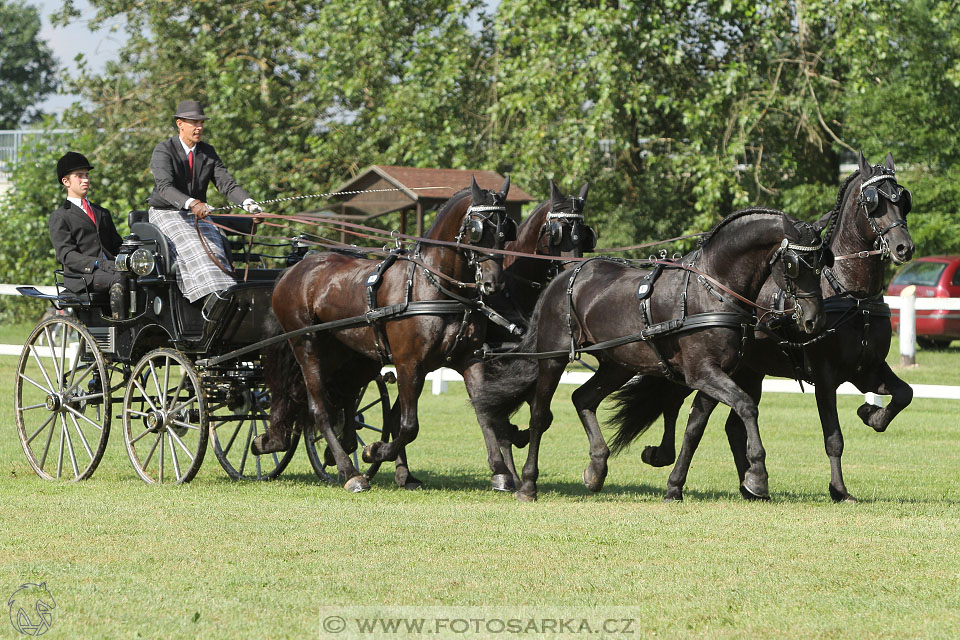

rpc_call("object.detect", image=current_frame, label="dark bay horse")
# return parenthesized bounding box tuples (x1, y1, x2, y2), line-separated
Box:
(465, 180, 595, 491)
(266, 177, 514, 491)
(609, 152, 915, 502)
(473, 209, 830, 501)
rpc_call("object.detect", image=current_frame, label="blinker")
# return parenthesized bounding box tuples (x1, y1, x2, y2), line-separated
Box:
(466, 219, 485, 243)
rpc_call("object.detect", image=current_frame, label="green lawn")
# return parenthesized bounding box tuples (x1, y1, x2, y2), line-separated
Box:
(1, 325, 959, 639)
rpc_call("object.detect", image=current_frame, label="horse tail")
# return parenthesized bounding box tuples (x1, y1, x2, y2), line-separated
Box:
(607, 376, 686, 455)
(470, 302, 544, 422)
(262, 311, 312, 439)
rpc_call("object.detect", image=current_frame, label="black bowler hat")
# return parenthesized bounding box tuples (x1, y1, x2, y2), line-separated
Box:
(57, 151, 93, 182)
(173, 100, 209, 121)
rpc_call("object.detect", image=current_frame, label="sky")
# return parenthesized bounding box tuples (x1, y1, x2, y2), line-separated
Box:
(32, 0, 126, 116)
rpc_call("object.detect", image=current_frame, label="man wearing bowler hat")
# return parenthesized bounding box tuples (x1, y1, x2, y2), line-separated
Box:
(49, 151, 129, 319)
(146, 99, 262, 303)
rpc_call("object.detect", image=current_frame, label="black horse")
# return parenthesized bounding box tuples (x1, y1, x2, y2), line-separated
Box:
(264, 177, 514, 491)
(608, 152, 915, 502)
(473, 208, 829, 501)
(465, 180, 595, 490)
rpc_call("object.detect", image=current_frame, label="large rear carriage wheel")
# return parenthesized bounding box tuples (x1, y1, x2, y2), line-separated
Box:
(14, 316, 110, 480)
(304, 375, 392, 484)
(209, 381, 299, 481)
(122, 348, 207, 484)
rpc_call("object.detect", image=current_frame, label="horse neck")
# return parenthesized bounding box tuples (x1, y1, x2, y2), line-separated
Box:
(827, 182, 887, 298)
(420, 193, 472, 282)
(504, 200, 552, 275)
(700, 214, 786, 302)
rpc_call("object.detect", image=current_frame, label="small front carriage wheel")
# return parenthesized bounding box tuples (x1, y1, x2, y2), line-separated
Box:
(15, 316, 111, 480)
(122, 348, 208, 484)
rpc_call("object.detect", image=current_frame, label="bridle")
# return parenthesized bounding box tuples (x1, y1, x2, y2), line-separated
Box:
(768, 233, 832, 325)
(855, 171, 911, 260)
(539, 196, 596, 256)
(455, 200, 514, 292)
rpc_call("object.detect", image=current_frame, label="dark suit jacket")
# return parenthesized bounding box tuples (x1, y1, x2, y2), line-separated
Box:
(49, 200, 124, 293)
(146, 136, 251, 210)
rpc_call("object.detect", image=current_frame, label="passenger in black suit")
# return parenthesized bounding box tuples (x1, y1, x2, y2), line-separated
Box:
(49, 152, 128, 319)
(146, 100, 262, 303)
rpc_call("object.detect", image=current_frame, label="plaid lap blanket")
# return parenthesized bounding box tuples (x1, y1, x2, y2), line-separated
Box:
(148, 207, 237, 302)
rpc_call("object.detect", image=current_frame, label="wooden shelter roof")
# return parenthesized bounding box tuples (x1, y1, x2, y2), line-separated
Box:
(328, 165, 535, 218)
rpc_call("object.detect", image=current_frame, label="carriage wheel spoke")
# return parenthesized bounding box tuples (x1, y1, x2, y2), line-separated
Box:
(168, 429, 196, 462)
(168, 434, 182, 480)
(238, 421, 254, 477)
(62, 413, 81, 478)
(43, 326, 62, 385)
(169, 419, 200, 432)
(62, 362, 95, 397)
(65, 337, 85, 391)
(131, 377, 159, 413)
(168, 395, 199, 417)
(219, 421, 243, 456)
(148, 360, 164, 407)
(142, 432, 162, 470)
(166, 373, 187, 414)
(68, 413, 94, 461)
(38, 415, 57, 470)
(27, 413, 57, 445)
(158, 430, 165, 482)
(56, 419, 66, 479)
(19, 371, 53, 396)
(63, 404, 104, 430)
(129, 427, 153, 445)
(21, 401, 50, 412)
(27, 344, 56, 391)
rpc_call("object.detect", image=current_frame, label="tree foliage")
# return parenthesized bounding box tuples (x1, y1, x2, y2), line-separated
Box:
(0, 1, 59, 128)
(2, 0, 960, 321)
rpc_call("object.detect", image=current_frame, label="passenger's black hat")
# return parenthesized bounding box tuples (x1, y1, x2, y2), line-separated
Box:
(57, 151, 93, 182)
(173, 100, 209, 121)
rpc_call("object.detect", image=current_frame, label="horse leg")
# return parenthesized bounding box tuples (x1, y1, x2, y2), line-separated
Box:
(664, 391, 718, 502)
(572, 364, 632, 493)
(856, 363, 914, 433)
(362, 365, 424, 467)
(809, 381, 856, 503)
(376, 400, 421, 490)
(463, 362, 519, 491)
(517, 359, 565, 502)
(721, 369, 764, 485)
(686, 370, 769, 500)
(641, 384, 692, 467)
(290, 341, 368, 492)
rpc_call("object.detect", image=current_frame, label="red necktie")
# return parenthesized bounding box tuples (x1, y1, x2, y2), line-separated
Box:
(81, 199, 96, 225)
(187, 150, 195, 189)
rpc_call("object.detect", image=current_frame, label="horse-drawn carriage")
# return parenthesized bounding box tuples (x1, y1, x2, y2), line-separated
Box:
(13, 209, 392, 484)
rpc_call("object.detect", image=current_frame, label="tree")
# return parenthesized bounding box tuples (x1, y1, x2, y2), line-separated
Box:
(0, 1, 58, 128)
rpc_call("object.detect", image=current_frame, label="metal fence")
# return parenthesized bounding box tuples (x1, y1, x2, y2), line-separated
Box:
(0, 129, 75, 181)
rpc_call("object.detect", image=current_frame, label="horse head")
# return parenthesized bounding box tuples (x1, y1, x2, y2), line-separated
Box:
(535, 180, 595, 257)
(460, 175, 513, 296)
(853, 151, 915, 265)
(769, 219, 833, 334)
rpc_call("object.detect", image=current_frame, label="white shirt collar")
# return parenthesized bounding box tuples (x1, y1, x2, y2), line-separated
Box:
(179, 138, 197, 155)
(66, 196, 88, 209)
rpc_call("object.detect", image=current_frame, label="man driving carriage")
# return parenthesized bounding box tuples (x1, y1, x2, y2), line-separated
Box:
(146, 99, 262, 304)
(49, 151, 129, 319)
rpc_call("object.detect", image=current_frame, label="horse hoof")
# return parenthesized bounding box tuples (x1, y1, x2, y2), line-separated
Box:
(582, 466, 606, 493)
(641, 446, 673, 468)
(740, 473, 770, 502)
(491, 474, 515, 492)
(251, 432, 289, 456)
(516, 491, 537, 502)
(344, 476, 370, 493)
(857, 404, 887, 432)
(662, 494, 683, 503)
(509, 424, 530, 448)
(402, 479, 424, 491)
(362, 441, 385, 463)
(829, 485, 857, 503)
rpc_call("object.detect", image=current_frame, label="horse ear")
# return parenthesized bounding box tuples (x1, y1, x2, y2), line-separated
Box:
(498, 174, 511, 199)
(549, 180, 562, 202)
(857, 150, 870, 176)
(470, 176, 484, 202)
(578, 182, 589, 201)
(885, 152, 896, 171)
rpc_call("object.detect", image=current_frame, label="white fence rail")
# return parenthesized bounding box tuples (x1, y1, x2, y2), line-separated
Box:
(1, 284, 957, 400)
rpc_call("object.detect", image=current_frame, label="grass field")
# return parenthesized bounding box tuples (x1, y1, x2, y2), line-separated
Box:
(1, 321, 959, 639)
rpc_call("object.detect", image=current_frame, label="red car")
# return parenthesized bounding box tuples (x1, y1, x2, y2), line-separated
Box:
(887, 256, 960, 349)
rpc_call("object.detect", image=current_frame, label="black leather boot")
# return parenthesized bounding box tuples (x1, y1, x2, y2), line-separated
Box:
(109, 282, 127, 320)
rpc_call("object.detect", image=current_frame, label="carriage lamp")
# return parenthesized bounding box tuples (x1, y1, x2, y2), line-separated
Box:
(128, 248, 156, 276)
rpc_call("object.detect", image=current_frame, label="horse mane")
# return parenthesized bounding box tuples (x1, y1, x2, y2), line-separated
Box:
(821, 169, 862, 247)
(700, 207, 789, 249)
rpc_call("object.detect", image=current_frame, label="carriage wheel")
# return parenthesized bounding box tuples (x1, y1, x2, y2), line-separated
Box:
(122, 348, 207, 484)
(14, 316, 111, 481)
(209, 382, 300, 481)
(304, 375, 392, 484)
